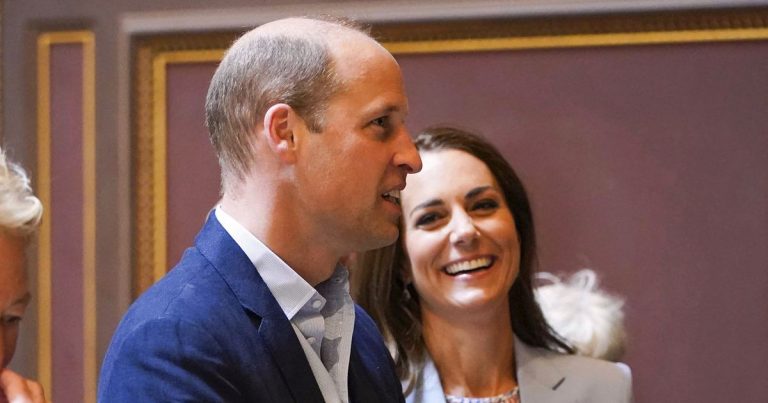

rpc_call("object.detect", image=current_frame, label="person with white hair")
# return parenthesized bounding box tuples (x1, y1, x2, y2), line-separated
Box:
(0, 148, 47, 403)
(535, 269, 627, 362)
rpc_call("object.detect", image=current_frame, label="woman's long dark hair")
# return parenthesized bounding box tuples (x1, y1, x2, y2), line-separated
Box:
(352, 126, 573, 391)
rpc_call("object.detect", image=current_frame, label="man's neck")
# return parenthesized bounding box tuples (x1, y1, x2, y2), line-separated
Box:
(220, 189, 339, 287)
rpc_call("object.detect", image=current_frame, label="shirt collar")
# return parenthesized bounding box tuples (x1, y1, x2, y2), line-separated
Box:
(215, 206, 317, 319)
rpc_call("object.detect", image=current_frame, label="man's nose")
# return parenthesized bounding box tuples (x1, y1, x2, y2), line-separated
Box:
(392, 128, 422, 174)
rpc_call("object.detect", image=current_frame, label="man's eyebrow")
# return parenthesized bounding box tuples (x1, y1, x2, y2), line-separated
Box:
(465, 186, 494, 200)
(370, 105, 403, 117)
(13, 292, 31, 306)
(409, 199, 443, 218)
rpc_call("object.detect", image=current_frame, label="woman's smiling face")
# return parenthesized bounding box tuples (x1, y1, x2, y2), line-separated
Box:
(401, 149, 520, 319)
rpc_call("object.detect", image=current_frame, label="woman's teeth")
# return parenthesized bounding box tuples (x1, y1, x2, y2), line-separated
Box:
(444, 257, 493, 275)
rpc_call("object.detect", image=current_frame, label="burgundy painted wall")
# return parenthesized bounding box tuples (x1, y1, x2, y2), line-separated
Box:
(165, 63, 220, 268)
(3, 1, 766, 401)
(396, 40, 768, 402)
(49, 43, 85, 403)
(157, 39, 768, 402)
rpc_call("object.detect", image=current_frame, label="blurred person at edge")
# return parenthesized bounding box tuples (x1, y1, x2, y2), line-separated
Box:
(353, 127, 632, 403)
(0, 148, 46, 403)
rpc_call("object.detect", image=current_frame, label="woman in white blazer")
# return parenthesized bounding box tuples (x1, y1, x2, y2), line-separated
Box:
(354, 127, 632, 403)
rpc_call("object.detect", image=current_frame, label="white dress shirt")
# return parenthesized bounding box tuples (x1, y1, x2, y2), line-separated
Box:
(216, 207, 355, 402)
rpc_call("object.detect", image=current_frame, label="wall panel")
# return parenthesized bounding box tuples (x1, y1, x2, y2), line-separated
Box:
(164, 62, 221, 268)
(132, 40, 229, 294)
(36, 31, 96, 403)
(395, 39, 768, 403)
(129, 9, 768, 402)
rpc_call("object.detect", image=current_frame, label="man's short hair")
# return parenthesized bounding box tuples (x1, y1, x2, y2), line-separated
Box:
(0, 148, 43, 236)
(205, 18, 367, 190)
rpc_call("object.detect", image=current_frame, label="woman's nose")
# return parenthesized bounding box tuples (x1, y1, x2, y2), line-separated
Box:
(449, 212, 479, 247)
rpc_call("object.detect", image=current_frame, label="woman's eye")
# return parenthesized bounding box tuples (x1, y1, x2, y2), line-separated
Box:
(472, 199, 499, 211)
(415, 212, 440, 227)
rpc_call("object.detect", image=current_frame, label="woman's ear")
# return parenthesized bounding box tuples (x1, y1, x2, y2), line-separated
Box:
(399, 260, 419, 303)
(399, 254, 413, 285)
(263, 103, 298, 164)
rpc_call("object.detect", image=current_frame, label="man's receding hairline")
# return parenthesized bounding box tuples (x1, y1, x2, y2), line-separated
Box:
(248, 17, 385, 107)
(251, 17, 369, 43)
(210, 16, 383, 190)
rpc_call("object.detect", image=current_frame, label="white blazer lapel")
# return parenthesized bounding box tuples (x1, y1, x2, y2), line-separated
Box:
(515, 336, 569, 403)
(406, 356, 446, 403)
(408, 339, 579, 403)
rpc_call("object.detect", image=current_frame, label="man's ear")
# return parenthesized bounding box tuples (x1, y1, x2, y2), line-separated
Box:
(263, 103, 298, 164)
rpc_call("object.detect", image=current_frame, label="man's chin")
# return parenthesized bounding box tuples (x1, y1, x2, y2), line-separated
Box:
(356, 225, 399, 252)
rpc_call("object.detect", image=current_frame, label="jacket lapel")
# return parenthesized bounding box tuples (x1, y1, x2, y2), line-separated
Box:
(515, 337, 568, 402)
(348, 316, 387, 402)
(257, 317, 324, 402)
(195, 214, 324, 402)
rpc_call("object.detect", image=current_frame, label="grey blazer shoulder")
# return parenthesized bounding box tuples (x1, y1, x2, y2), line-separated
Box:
(407, 336, 632, 403)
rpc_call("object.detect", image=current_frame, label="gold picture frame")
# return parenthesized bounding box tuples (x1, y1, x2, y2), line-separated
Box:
(37, 30, 97, 403)
(131, 7, 768, 298)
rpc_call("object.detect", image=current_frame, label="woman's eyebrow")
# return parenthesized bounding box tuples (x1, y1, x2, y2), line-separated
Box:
(465, 186, 493, 200)
(409, 199, 443, 218)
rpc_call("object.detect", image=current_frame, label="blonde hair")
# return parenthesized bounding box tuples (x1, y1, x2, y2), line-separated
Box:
(0, 148, 43, 235)
(535, 269, 627, 362)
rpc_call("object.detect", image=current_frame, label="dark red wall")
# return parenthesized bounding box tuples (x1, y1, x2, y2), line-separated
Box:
(396, 40, 768, 402)
(4, 1, 767, 401)
(49, 43, 86, 403)
(158, 40, 768, 401)
(166, 63, 221, 267)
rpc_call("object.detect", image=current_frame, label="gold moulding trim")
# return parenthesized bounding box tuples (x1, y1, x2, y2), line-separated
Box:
(382, 28, 768, 54)
(129, 11, 768, 299)
(134, 47, 227, 297)
(36, 30, 97, 403)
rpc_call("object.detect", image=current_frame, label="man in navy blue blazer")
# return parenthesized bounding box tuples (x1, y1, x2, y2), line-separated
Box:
(99, 17, 422, 402)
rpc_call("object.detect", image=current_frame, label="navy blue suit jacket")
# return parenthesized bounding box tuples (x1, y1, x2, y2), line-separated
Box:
(99, 215, 404, 402)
